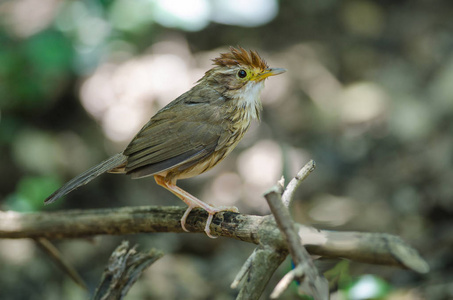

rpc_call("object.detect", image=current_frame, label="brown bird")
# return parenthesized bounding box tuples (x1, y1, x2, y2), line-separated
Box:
(45, 46, 286, 238)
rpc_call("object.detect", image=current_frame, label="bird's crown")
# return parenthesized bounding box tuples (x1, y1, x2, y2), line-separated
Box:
(212, 46, 268, 71)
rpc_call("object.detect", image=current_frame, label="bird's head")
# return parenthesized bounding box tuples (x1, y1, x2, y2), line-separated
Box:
(201, 47, 286, 101)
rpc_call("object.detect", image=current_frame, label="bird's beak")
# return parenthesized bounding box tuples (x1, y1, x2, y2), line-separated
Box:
(254, 68, 286, 81)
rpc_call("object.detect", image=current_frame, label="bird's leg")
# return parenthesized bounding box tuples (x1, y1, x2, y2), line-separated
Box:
(154, 175, 239, 238)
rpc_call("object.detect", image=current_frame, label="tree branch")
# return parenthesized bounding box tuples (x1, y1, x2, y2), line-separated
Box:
(233, 245, 287, 300)
(265, 184, 328, 299)
(93, 241, 163, 300)
(35, 237, 88, 290)
(0, 206, 429, 273)
(281, 159, 316, 207)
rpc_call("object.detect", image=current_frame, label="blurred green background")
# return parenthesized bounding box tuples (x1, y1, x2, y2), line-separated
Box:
(1, 0, 452, 299)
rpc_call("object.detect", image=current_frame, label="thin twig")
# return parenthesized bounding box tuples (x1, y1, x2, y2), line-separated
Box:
(270, 265, 303, 298)
(281, 160, 316, 207)
(35, 238, 88, 290)
(231, 249, 257, 289)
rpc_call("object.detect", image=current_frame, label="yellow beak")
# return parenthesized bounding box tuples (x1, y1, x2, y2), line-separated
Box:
(254, 68, 286, 81)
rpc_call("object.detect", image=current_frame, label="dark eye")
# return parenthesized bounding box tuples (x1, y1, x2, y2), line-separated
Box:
(238, 69, 247, 78)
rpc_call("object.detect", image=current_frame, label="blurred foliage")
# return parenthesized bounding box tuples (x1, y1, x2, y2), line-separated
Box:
(5, 175, 61, 212)
(345, 275, 391, 300)
(1, 30, 73, 110)
(1, 0, 453, 299)
(324, 260, 353, 292)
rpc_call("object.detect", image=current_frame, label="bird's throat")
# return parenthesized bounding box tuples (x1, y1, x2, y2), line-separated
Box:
(234, 81, 264, 121)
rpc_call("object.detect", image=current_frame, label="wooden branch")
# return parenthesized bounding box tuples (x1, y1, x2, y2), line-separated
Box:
(281, 159, 316, 207)
(233, 245, 287, 300)
(302, 228, 430, 274)
(231, 162, 323, 300)
(0, 207, 429, 273)
(0, 206, 261, 242)
(93, 241, 163, 300)
(265, 185, 328, 299)
(35, 237, 88, 290)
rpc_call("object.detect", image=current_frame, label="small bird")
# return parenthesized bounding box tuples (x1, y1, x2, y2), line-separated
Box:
(45, 46, 286, 238)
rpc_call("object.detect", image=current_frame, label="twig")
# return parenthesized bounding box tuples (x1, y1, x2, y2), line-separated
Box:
(281, 160, 316, 207)
(270, 265, 303, 298)
(231, 248, 257, 289)
(35, 238, 88, 291)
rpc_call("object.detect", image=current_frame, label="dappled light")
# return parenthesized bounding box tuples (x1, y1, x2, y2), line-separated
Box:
(0, 0, 59, 38)
(308, 194, 357, 227)
(237, 140, 282, 212)
(0, 239, 35, 265)
(79, 42, 195, 143)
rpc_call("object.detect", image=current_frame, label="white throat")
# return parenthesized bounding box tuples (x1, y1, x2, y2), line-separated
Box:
(234, 81, 265, 120)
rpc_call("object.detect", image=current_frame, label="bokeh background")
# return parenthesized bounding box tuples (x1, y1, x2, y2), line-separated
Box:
(1, 0, 453, 299)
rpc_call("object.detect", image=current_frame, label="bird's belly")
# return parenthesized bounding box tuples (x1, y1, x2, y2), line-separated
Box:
(172, 149, 229, 180)
(170, 134, 243, 181)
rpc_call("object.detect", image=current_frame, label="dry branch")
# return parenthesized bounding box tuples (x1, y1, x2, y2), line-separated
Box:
(0, 206, 428, 273)
(265, 185, 328, 299)
(233, 245, 288, 300)
(36, 237, 88, 290)
(93, 241, 163, 300)
(281, 159, 316, 207)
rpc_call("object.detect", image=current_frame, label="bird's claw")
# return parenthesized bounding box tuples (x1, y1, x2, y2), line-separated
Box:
(180, 205, 239, 238)
(204, 214, 218, 239)
(180, 206, 194, 232)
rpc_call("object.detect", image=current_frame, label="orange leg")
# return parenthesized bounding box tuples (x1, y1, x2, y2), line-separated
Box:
(154, 175, 238, 238)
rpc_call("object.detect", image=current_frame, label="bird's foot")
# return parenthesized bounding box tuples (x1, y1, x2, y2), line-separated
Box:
(181, 205, 239, 238)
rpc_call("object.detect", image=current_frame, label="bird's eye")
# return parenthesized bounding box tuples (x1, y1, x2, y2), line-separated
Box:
(237, 69, 247, 78)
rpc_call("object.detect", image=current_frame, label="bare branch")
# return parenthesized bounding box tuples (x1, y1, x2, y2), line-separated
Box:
(234, 245, 287, 300)
(270, 265, 303, 298)
(231, 249, 257, 289)
(265, 185, 328, 300)
(0, 207, 428, 273)
(35, 238, 88, 290)
(93, 241, 163, 300)
(302, 228, 430, 274)
(281, 160, 316, 207)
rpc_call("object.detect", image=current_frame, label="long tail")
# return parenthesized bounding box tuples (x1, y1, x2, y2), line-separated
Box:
(44, 153, 128, 205)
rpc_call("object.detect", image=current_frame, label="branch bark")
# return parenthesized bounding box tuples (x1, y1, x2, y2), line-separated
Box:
(233, 245, 287, 300)
(265, 185, 328, 299)
(0, 206, 429, 273)
(93, 241, 163, 300)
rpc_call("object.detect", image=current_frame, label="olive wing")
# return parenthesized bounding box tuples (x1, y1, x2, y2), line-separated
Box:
(123, 104, 229, 178)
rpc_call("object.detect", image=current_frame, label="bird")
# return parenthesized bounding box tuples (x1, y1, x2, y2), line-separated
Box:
(45, 46, 286, 238)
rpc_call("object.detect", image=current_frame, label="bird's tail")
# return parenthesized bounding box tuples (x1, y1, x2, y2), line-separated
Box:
(44, 153, 128, 205)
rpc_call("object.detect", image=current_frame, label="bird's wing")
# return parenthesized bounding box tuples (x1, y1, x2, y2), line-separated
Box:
(123, 93, 230, 178)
